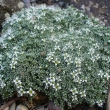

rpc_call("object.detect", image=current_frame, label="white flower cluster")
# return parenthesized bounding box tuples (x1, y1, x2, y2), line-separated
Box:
(98, 70, 110, 80)
(80, 90, 86, 97)
(62, 53, 73, 65)
(70, 89, 86, 101)
(70, 68, 87, 84)
(34, 24, 47, 34)
(49, 35, 60, 43)
(43, 73, 61, 91)
(70, 88, 78, 95)
(7, 46, 24, 69)
(62, 42, 73, 51)
(46, 51, 60, 66)
(75, 57, 82, 67)
(10, 47, 19, 69)
(46, 51, 55, 62)
(96, 100, 103, 107)
(0, 75, 6, 88)
(13, 77, 35, 96)
(3, 14, 21, 26)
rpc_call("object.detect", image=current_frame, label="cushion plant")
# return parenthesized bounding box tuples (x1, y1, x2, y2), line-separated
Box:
(0, 5, 110, 108)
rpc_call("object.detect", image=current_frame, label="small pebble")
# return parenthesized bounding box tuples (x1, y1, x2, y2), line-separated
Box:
(16, 104, 29, 110)
(4, 107, 9, 110)
(17, 2, 24, 9)
(5, 13, 10, 19)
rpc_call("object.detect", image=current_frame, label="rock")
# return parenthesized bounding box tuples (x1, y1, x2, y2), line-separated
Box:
(37, 107, 45, 110)
(9, 102, 16, 110)
(17, 2, 25, 9)
(89, 1, 94, 6)
(94, 3, 99, 8)
(48, 102, 61, 110)
(107, 84, 110, 110)
(22, 0, 31, 8)
(85, 5, 90, 11)
(58, 1, 65, 7)
(5, 13, 10, 19)
(88, 107, 96, 110)
(4, 107, 9, 110)
(44, 108, 48, 110)
(16, 104, 29, 110)
(32, 2, 37, 6)
(0, 0, 23, 32)
(81, 5, 86, 10)
(30, 0, 36, 2)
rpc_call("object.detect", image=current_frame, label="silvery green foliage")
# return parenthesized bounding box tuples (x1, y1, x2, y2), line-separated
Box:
(0, 5, 110, 108)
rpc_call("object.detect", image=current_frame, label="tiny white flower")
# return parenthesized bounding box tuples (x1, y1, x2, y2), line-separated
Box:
(70, 71, 76, 78)
(95, 54, 100, 60)
(72, 95, 77, 101)
(69, 27, 74, 33)
(53, 83, 61, 91)
(54, 45, 60, 50)
(41, 25, 46, 31)
(57, 26, 61, 30)
(34, 25, 37, 29)
(90, 56, 95, 62)
(88, 48, 95, 55)
(82, 77, 88, 82)
(13, 77, 21, 85)
(6, 53, 12, 58)
(0, 82, 6, 88)
(13, 46, 18, 50)
(10, 63, 15, 69)
(12, 59, 17, 65)
(50, 80, 55, 87)
(52, 58, 60, 66)
(62, 46, 68, 51)
(66, 58, 73, 65)
(98, 70, 104, 78)
(55, 17, 61, 21)
(18, 88, 26, 96)
(43, 80, 49, 86)
(50, 77, 55, 82)
(41, 38, 46, 42)
(66, 42, 73, 48)
(96, 100, 103, 107)
(48, 52, 55, 57)
(93, 43, 99, 49)
(70, 88, 78, 95)
(80, 90, 86, 97)
(46, 56, 53, 62)
(16, 82, 22, 88)
(27, 88, 35, 96)
(75, 57, 81, 63)
(50, 73, 55, 78)
(63, 53, 70, 60)
(104, 73, 110, 80)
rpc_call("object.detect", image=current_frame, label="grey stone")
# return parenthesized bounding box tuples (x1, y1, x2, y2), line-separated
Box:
(88, 107, 96, 110)
(9, 102, 16, 110)
(17, 2, 24, 9)
(4, 107, 9, 110)
(22, 0, 31, 7)
(16, 104, 29, 110)
(107, 85, 110, 110)
(0, 0, 23, 32)
(37, 107, 44, 110)
(30, 0, 36, 2)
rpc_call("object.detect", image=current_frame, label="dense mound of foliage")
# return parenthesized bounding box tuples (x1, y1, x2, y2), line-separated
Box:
(0, 5, 110, 108)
